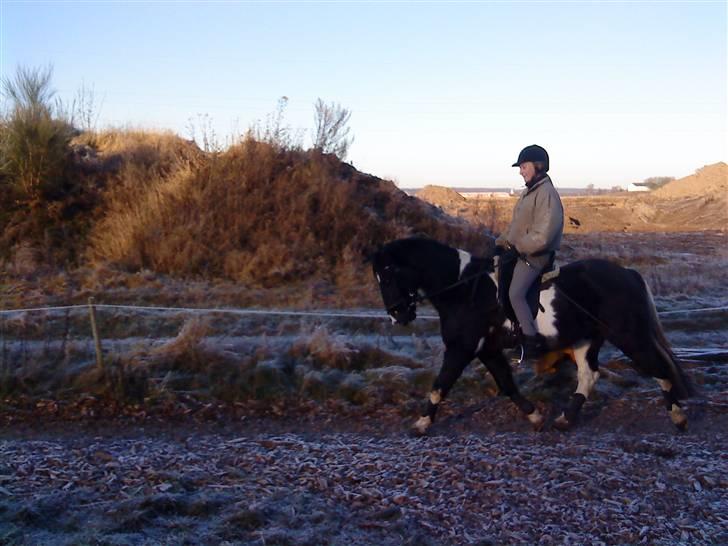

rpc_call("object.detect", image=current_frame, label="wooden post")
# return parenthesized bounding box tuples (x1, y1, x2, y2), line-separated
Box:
(88, 297, 104, 371)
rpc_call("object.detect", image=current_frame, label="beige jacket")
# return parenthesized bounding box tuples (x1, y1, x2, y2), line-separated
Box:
(499, 175, 564, 256)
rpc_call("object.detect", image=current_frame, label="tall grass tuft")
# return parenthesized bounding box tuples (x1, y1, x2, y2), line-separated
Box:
(0, 66, 74, 204)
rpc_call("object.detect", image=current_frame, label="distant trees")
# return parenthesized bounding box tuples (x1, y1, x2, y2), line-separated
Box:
(312, 98, 352, 160)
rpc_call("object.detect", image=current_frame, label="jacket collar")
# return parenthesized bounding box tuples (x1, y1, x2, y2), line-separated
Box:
(524, 174, 551, 196)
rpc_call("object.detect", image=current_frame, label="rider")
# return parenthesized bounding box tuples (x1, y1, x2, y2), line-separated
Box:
(496, 145, 564, 358)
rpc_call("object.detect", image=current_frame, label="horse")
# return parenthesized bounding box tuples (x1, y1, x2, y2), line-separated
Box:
(370, 236, 694, 434)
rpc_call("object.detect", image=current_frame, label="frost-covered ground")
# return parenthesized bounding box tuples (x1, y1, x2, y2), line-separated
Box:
(1, 417, 726, 545)
(0, 232, 726, 544)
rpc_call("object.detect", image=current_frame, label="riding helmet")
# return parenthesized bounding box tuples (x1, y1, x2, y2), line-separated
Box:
(512, 145, 549, 172)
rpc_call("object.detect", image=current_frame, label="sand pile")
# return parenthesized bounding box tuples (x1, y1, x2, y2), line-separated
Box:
(417, 185, 467, 207)
(654, 162, 727, 199)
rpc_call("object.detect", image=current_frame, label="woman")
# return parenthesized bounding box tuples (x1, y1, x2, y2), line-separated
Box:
(496, 144, 564, 358)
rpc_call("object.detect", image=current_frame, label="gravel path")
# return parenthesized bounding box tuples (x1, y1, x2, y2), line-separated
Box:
(0, 422, 726, 545)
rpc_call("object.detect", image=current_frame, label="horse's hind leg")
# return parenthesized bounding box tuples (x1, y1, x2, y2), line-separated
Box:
(413, 346, 469, 435)
(479, 351, 544, 429)
(656, 378, 688, 431)
(554, 338, 602, 430)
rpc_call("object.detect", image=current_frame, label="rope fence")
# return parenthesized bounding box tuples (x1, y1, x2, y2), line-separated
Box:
(1, 302, 726, 318)
(0, 300, 725, 373)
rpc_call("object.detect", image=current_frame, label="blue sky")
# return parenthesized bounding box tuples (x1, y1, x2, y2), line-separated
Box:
(2, 1, 726, 188)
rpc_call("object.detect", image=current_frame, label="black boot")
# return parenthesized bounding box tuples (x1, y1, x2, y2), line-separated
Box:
(502, 324, 521, 349)
(522, 335, 547, 360)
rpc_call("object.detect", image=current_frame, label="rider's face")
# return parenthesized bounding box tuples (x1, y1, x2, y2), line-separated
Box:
(519, 161, 536, 184)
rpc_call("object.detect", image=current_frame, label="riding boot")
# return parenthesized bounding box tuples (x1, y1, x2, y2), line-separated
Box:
(502, 324, 521, 349)
(522, 335, 547, 360)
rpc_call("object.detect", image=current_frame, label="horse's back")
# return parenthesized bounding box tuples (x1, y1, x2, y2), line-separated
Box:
(554, 258, 651, 314)
(559, 258, 644, 288)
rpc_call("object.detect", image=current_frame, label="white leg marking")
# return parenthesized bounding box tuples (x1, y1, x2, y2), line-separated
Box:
(527, 409, 544, 426)
(389, 314, 397, 325)
(414, 415, 432, 434)
(573, 342, 600, 398)
(656, 379, 687, 427)
(429, 389, 442, 405)
(457, 249, 472, 277)
(670, 404, 687, 427)
(535, 286, 558, 338)
(554, 414, 570, 428)
(476, 337, 485, 353)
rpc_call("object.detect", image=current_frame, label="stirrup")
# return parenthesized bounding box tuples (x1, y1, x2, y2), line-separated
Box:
(510, 344, 526, 366)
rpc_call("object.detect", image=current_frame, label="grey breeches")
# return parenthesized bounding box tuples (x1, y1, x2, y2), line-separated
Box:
(509, 255, 551, 336)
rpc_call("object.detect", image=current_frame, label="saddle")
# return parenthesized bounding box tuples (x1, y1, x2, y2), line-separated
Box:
(497, 250, 558, 326)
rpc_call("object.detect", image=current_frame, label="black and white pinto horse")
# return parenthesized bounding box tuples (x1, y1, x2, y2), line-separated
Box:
(371, 237, 693, 434)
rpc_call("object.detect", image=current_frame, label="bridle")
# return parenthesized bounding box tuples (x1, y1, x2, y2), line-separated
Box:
(380, 265, 420, 317)
(380, 263, 499, 317)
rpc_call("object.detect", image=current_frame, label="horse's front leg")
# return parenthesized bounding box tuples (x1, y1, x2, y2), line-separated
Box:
(554, 339, 601, 430)
(412, 346, 470, 435)
(479, 350, 544, 429)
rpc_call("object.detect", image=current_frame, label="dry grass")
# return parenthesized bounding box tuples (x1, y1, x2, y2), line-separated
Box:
(87, 134, 485, 289)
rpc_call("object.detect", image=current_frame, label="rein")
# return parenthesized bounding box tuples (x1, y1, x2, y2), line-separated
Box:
(384, 263, 497, 316)
(417, 267, 493, 303)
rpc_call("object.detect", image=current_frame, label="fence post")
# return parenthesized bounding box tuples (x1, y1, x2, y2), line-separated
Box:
(88, 297, 104, 371)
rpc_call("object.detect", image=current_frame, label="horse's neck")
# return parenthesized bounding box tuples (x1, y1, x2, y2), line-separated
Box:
(410, 250, 458, 295)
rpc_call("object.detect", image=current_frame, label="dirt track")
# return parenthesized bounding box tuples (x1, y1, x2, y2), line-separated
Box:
(1, 404, 727, 546)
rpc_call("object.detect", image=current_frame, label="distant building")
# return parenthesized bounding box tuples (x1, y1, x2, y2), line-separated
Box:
(627, 183, 650, 192)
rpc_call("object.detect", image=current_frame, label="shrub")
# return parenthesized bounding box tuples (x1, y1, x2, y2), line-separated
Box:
(0, 66, 74, 204)
(0, 66, 104, 266)
(312, 98, 352, 160)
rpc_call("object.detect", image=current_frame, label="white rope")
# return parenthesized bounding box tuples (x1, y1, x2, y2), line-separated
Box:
(0, 305, 86, 314)
(95, 303, 440, 321)
(658, 306, 728, 316)
(0, 302, 725, 320)
(0, 302, 439, 321)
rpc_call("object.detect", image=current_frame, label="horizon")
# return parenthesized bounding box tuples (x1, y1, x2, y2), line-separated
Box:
(2, 1, 726, 189)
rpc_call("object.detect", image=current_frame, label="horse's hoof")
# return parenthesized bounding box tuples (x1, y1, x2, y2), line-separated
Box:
(527, 409, 545, 431)
(553, 413, 572, 431)
(670, 405, 688, 432)
(411, 416, 432, 437)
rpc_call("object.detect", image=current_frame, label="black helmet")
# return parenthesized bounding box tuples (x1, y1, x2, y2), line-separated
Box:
(512, 145, 549, 172)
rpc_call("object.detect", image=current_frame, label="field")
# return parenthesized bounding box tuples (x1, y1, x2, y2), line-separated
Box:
(417, 162, 728, 235)
(0, 231, 726, 544)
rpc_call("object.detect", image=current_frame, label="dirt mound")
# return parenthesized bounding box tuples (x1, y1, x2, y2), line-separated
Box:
(653, 162, 727, 199)
(417, 185, 466, 207)
(89, 137, 486, 290)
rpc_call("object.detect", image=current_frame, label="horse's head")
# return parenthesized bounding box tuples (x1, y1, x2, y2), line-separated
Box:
(370, 248, 420, 326)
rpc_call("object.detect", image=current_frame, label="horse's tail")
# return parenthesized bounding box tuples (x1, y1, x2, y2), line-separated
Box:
(641, 276, 695, 400)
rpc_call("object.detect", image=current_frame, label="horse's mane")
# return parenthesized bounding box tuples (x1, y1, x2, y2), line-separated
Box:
(380, 236, 495, 272)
